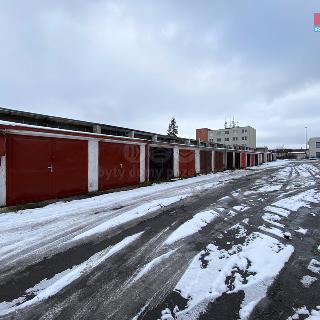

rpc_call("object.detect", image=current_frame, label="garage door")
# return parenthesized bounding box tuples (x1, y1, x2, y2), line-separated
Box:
(149, 147, 174, 181)
(99, 141, 140, 190)
(52, 139, 88, 198)
(247, 154, 251, 167)
(215, 151, 224, 172)
(6, 135, 88, 206)
(200, 150, 212, 174)
(179, 149, 195, 177)
(235, 153, 241, 169)
(227, 152, 234, 170)
(241, 153, 247, 169)
(251, 154, 255, 166)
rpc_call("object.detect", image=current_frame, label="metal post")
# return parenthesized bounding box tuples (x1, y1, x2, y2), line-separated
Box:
(305, 126, 308, 150)
(305, 126, 308, 158)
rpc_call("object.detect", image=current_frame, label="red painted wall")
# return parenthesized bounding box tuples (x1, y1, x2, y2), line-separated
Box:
(99, 141, 140, 190)
(179, 149, 195, 177)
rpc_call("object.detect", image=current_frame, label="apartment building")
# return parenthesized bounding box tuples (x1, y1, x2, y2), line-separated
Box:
(196, 125, 256, 149)
(308, 137, 320, 158)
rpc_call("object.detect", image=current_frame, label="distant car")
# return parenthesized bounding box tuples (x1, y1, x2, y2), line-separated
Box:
(309, 157, 318, 160)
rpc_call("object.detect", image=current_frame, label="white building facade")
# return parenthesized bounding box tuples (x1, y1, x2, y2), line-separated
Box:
(208, 126, 256, 149)
(308, 137, 320, 158)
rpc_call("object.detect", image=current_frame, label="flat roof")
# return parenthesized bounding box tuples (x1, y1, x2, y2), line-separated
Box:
(0, 106, 257, 151)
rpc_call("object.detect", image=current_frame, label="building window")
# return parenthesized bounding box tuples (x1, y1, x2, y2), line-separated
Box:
(245, 136, 247, 140)
(316, 142, 320, 149)
(245, 129, 247, 133)
(233, 137, 238, 141)
(225, 138, 229, 141)
(225, 130, 229, 134)
(242, 129, 245, 134)
(316, 152, 320, 158)
(242, 137, 245, 140)
(217, 138, 221, 142)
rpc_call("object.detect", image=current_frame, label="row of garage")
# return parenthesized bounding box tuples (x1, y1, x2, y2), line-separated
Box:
(0, 124, 276, 207)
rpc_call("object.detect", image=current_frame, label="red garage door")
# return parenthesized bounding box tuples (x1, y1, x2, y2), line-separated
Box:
(215, 151, 224, 172)
(99, 142, 140, 190)
(241, 153, 247, 169)
(52, 139, 88, 198)
(250, 154, 255, 167)
(200, 150, 212, 174)
(6, 135, 88, 206)
(179, 149, 195, 177)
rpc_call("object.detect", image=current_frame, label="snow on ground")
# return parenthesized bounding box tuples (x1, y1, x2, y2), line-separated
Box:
(272, 189, 320, 212)
(264, 206, 290, 217)
(307, 308, 320, 320)
(0, 169, 261, 269)
(308, 259, 320, 274)
(288, 306, 311, 319)
(259, 225, 285, 238)
(131, 249, 176, 283)
(70, 195, 188, 242)
(256, 185, 282, 193)
(295, 228, 308, 235)
(250, 160, 290, 171)
(169, 232, 294, 320)
(233, 205, 250, 212)
(262, 212, 285, 228)
(300, 275, 317, 288)
(164, 210, 219, 245)
(288, 306, 320, 320)
(0, 232, 143, 316)
(229, 224, 247, 238)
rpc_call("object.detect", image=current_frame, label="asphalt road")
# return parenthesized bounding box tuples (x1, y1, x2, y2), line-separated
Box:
(1, 160, 320, 320)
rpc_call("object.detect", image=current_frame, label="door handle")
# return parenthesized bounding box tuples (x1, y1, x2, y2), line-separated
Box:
(48, 165, 53, 173)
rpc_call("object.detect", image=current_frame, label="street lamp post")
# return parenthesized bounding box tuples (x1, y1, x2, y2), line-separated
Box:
(305, 126, 308, 157)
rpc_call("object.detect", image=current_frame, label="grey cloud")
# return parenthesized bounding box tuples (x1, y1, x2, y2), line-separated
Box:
(0, 0, 318, 148)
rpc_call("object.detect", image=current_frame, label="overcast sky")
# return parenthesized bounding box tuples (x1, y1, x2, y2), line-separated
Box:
(0, 1, 319, 148)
